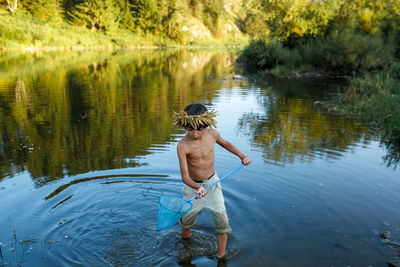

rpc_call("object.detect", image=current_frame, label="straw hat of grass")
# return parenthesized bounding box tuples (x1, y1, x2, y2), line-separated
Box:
(172, 110, 217, 129)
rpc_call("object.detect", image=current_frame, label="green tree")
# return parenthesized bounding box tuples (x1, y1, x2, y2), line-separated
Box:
(60, 0, 82, 18)
(23, 0, 60, 20)
(202, 0, 225, 35)
(119, 0, 135, 30)
(187, 0, 203, 19)
(262, 0, 341, 41)
(3, 0, 19, 12)
(68, 0, 121, 31)
(334, 0, 400, 34)
(242, 0, 269, 38)
(162, 0, 190, 41)
(131, 0, 165, 34)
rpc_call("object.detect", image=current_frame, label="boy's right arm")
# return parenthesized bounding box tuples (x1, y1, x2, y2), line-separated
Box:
(177, 143, 207, 199)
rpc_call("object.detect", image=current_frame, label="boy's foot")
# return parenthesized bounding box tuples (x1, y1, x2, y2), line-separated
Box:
(217, 258, 227, 267)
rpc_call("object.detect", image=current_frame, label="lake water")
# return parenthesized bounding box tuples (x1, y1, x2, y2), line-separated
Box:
(0, 50, 399, 266)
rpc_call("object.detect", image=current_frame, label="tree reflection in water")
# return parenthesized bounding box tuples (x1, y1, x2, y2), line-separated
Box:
(236, 77, 389, 166)
(0, 50, 240, 184)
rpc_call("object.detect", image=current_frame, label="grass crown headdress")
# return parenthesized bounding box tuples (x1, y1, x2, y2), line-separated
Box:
(173, 109, 217, 129)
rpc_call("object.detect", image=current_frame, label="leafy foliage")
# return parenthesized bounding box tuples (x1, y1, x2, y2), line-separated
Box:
(0, 0, 247, 41)
(340, 64, 400, 165)
(241, 0, 269, 38)
(202, 0, 225, 35)
(237, 0, 400, 155)
(305, 30, 395, 73)
(239, 39, 300, 70)
(241, 0, 400, 74)
(130, 0, 164, 34)
(262, 0, 341, 42)
(23, 0, 61, 20)
(68, 0, 122, 31)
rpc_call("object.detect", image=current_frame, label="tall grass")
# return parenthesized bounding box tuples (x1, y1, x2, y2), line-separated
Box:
(0, 12, 248, 50)
(339, 63, 400, 167)
(187, 38, 250, 49)
(340, 64, 400, 136)
(0, 12, 174, 49)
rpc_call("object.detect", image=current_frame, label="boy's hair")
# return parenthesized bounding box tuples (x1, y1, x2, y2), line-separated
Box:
(173, 103, 217, 129)
(184, 103, 208, 116)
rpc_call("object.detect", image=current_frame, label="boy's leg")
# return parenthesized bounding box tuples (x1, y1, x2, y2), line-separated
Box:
(179, 184, 203, 239)
(206, 182, 231, 258)
(182, 228, 191, 239)
(217, 233, 227, 258)
(179, 203, 202, 239)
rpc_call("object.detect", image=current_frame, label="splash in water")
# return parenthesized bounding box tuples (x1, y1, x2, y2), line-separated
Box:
(158, 230, 240, 260)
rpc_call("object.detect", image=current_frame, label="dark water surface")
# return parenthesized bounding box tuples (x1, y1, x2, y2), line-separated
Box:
(0, 50, 399, 266)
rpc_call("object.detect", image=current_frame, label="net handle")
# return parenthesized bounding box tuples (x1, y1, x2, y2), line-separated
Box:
(188, 164, 245, 202)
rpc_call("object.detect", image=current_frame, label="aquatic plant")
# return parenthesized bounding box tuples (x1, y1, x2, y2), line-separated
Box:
(339, 64, 400, 168)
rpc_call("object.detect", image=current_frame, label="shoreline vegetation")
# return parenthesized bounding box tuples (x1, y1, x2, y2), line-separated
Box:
(0, 0, 252, 50)
(0, 13, 249, 51)
(237, 1, 400, 167)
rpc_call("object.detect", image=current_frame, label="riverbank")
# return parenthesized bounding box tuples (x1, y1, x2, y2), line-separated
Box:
(337, 66, 400, 167)
(238, 37, 400, 167)
(0, 13, 249, 51)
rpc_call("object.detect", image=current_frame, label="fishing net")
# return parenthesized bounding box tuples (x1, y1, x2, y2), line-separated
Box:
(156, 195, 192, 230)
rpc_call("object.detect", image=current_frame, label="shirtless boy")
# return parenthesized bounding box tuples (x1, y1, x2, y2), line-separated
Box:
(173, 103, 251, 259)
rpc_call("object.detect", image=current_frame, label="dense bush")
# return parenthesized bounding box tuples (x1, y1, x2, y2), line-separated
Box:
(239, 0, 400, 75)
(238, 39, 302, 70)
(340, 64, 400, 159)
(241, 30, 398, 75)
(307, 30, 395, 73)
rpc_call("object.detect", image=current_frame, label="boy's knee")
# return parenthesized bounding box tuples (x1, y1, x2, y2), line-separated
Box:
(214, 213, 231, 234)
(179, 216, 196, 229)
(215, 224, 231, 234)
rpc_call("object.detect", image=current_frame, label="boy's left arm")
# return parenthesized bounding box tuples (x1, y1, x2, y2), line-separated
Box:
(215, 131, 251, 165)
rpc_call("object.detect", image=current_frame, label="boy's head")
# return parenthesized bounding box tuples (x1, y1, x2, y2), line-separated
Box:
(184, 103, 208, 116)
(173, 103, 217, 130)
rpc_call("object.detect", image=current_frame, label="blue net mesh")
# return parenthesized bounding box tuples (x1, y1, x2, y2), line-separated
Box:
(156, 195, 192, 230)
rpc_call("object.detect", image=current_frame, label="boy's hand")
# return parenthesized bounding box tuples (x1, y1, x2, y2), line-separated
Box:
(241, 156, 251, 166)
(195, 185, 207, 199)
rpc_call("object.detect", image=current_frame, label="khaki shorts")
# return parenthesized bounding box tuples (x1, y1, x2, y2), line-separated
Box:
(179, 172, 231, 234)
